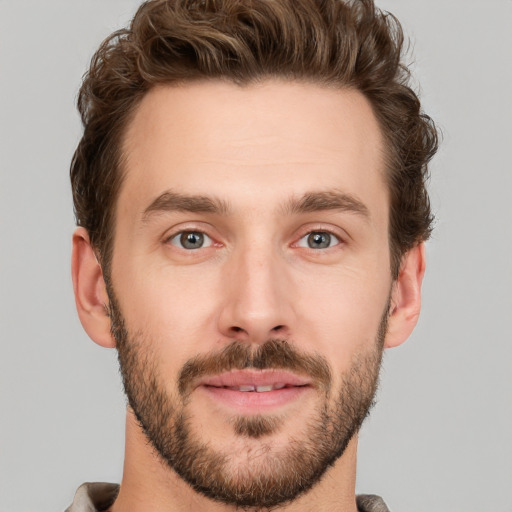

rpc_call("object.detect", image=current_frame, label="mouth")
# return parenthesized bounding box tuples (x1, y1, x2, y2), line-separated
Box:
(196, 370, 313, 412)
(210, 383, 301, 392)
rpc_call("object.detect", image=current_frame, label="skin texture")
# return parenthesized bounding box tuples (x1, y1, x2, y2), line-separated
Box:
(72, 80, 426, 512)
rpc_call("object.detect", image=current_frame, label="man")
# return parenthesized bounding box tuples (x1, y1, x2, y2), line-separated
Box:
(68, 0, 438, 510)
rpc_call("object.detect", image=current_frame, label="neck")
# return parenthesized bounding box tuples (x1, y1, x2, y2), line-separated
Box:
(111, 409, 359, 512)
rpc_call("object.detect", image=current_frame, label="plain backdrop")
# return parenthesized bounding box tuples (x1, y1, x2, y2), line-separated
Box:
(1, 1, 511, 511)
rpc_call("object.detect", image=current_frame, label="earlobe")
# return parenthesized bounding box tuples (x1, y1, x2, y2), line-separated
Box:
(384, 243, 426, 349)
(71, 227, 116, 348)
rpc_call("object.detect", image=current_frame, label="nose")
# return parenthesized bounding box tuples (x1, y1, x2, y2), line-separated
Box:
(217, 242, 295, 344)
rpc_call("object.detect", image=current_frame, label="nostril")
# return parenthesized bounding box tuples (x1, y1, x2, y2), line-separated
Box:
(272, 325, 284, 332)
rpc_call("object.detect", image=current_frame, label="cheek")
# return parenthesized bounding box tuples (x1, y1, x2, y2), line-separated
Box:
(295, 264, 390, 368)
(112, 261, 221, 366)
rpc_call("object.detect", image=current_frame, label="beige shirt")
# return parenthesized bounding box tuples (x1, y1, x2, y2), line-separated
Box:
(65, 482, 391, 512)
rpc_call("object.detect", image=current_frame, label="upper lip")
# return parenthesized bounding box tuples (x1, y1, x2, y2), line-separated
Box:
(197, 369, 311, 389)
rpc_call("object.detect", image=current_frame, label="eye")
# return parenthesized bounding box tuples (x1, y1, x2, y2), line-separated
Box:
(297, 231, 340, 249)
(169, 231, 213, 250)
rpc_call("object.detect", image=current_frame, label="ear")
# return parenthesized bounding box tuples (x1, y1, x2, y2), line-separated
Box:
(384, 243, 426, 349)
(71, 227, 116, 348)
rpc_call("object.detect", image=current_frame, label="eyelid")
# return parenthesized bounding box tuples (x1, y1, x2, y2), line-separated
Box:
(168, 230, 213, 249)
(295, 231, 341, 249)
(162, 220, 214, 240)
(292, 224, 347, 247)
(162, 222, 220, 248)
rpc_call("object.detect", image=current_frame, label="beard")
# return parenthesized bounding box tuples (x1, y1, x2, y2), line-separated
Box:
(108, 289, 388, 510)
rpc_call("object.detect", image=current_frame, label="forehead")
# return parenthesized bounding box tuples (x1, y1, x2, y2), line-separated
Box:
(120, 80, 387, 218)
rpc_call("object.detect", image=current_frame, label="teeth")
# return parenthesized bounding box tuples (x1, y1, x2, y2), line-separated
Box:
(227, 384, 287, 392)
(255, 385, 273, 392)
(234, 385, 256, 392)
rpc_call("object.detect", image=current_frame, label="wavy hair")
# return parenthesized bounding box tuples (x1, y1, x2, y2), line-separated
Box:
(71, 0, 439, 277)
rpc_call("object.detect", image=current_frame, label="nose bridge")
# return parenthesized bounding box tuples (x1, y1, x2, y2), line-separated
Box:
(218, 235, 293, 342)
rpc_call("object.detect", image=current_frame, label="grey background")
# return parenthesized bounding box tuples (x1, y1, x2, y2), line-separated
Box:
(1, 1, 511, 511)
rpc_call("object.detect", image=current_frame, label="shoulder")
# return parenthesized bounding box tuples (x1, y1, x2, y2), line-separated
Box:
(65, 482, 120, 512)
(356, 494, 390, 512)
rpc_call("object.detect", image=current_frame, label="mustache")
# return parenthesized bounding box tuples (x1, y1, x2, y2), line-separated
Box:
(178, 339, 332, 397)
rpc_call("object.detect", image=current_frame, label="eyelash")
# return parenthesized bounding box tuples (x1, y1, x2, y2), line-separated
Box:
(164, 227, 345, 252)
(295, 230, 342, 250)
(167, 230, 214, 250)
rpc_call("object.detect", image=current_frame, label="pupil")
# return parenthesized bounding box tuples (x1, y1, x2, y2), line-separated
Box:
(181, 232, 203, 249)
(308, 232, 330, 249)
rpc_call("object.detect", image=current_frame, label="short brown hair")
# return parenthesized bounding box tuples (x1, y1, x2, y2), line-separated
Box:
(71, 0, 439, 277)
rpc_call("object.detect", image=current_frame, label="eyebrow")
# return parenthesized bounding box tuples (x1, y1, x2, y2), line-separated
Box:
(283, 190, 370, 219)
(142, 191, 231, 221)
(142, 189, 370, 221)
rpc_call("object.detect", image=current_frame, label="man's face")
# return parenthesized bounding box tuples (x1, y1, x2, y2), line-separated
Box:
(109, 81, 393, 507)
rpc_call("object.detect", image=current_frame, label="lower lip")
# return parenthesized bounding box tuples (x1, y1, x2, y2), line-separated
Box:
(199, 385, 311, 413)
